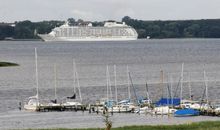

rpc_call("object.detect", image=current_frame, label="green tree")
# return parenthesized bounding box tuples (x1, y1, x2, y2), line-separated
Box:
(184, 24, 200, 37)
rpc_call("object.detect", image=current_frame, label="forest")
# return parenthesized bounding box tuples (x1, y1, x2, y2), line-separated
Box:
(0, 16, 220, 40)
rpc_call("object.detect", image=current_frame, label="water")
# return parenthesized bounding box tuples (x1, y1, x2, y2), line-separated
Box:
(0, 39, 220, 129)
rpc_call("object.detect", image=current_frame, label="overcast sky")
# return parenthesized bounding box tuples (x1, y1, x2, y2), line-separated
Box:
(0, 0, 220, 22)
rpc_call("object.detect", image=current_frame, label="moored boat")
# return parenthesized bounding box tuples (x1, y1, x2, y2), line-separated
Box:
(24, 95, 40, 111)
(153, 106, 177, 115)
(24, 48, 40, 111)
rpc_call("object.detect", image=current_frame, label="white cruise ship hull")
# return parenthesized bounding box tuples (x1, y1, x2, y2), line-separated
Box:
(38, 34, 137, 42)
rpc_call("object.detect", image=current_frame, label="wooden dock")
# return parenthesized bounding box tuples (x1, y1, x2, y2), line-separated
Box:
(36, 104, 87, 112)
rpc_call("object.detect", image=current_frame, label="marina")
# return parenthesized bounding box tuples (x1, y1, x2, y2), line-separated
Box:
(1, 39, 220, 129)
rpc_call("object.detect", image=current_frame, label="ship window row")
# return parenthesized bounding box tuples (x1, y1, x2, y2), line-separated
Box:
(54, 27, 134, 37)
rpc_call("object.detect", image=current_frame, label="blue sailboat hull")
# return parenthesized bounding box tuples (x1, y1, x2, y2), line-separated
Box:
(174, 109, 200, 117)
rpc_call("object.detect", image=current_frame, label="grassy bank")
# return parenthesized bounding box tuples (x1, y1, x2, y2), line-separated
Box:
(26, 121, 220, 130)
(0, 62, 19, 67)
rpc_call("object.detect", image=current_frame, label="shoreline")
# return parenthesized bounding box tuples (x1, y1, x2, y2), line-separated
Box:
(0, 62, 19, 67)
(1, 39, 42, 41)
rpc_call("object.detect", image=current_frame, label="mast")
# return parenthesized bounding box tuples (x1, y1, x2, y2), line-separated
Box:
(108, 67, 113, 100)
(76, 71, 82, 102)
(166, 73, 169, 105)
(106, 65, 109, 102)
(180, 63, 184, 101)
(160, 69, 164, 98)
(74, 62, 82, 102)
(145, 82, 150, 102)
(114, 65, 118, 104)
(127, 65, 131, 100)
(170, 74, 173, 106)
(204, 69, 208, 104)
(73, 59, 76, 93)
(129, 72, 138, 105)
(54, 64, 57, 101)
(188, 72, 192, 100)
(35, 48, 39, 99)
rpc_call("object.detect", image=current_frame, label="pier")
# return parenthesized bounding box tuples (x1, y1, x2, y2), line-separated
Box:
(34, 104, 86, 112)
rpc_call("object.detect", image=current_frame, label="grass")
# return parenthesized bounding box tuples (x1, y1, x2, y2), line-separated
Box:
(25, 121, 220, 130)
(0, 62, 19, 67)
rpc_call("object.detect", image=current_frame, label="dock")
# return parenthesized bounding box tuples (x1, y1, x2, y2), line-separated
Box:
(200, 109, 220, 116)
(35, 104, 87, 112)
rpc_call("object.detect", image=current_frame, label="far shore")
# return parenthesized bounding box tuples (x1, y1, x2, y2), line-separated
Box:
(0, 62, 19, 67)
(1, 39, 42, 41)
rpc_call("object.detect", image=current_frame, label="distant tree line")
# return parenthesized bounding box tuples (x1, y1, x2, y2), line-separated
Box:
(0, 20, 64, 40)
(122, 16, 220, 38)
(0, 25, 14, 40)
(0, 16, 220, 40)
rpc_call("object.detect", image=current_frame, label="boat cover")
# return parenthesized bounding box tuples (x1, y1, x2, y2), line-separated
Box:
(174, 108, 200, 116)
(155, 98, 180, 106)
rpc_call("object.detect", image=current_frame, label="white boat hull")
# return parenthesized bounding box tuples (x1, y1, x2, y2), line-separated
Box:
(24, 104, 38, 111)
(153, 106, 177, 115)
(38, 34, 137, 42)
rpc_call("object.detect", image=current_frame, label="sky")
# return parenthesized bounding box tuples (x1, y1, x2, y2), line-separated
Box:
(0, 0, 220, 22)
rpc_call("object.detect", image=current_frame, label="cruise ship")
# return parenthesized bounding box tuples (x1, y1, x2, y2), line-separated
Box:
(38, 21, 138, 41)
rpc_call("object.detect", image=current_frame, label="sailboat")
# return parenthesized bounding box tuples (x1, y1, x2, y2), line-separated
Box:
(24, 48, 41, 111)
(62, 59, 82, 108)
(180, 69, 211, 111)
(153, 72, 178, 115)
(134, 82, 152, 114)
(117, 66, 133, 105)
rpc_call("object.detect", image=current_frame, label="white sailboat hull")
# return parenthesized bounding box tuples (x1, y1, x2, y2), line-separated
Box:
(38, 34, 137, 42)
(153, 106, 177, 115)
(24, 104, 38, 111)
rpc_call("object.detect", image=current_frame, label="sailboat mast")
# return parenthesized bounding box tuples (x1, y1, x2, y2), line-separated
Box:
(188, 72, 192, 100)
(160, 69, 164, 98)
(114, 65, 118, 104)
(129, 72, 138, 105)
(170, 74, 173, 106)
(166, 73, 169, 105)
(106, 65, 109, 102)
(76, 71, 82, 102)
(145, 82, 150, 102)
(35, 48, 39, 99)
(204, 70, 208, 103)
(127, 65, 131, 100)
(108, 67, 113, 100)
(73, 59, 76, 93)
(54, 64, 57, 100)
(180, 63, 184, 101)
